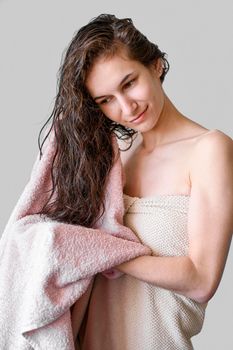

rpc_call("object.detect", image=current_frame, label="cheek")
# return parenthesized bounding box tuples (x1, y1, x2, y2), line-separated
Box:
(135, 79, 155, 102)
(134, 83, 150, 99)
(99, 104, 120, 122)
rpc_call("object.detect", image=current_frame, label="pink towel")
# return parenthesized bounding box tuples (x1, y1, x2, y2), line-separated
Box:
(0, 127, 152, 349)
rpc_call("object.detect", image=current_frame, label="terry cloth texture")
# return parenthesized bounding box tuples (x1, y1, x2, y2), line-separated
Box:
(0, 127, 152, 350)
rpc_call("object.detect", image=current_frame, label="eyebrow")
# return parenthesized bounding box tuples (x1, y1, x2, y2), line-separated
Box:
(93, 72, 134, 101)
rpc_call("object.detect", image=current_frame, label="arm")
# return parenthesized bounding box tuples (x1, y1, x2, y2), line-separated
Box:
(116, 131, 233, 303)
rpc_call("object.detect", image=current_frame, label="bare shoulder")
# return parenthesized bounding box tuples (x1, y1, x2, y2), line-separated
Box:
(190, 129, 233, 176)
(202, 128, 231, 141)
(193, 129, 232, 156)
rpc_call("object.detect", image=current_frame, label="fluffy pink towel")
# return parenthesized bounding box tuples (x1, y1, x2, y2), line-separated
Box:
(0, 127, 152, 349)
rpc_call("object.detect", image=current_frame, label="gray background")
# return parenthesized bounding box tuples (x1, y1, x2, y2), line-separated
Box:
(0, 1, 232, 348)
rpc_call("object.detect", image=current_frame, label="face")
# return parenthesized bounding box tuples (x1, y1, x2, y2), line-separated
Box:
(85, 51, 165, 132)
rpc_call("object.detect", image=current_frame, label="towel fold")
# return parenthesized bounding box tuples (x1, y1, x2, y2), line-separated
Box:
(0, 127, 152, 349)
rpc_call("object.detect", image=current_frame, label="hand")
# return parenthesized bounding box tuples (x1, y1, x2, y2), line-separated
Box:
(101, 268, 124, 279)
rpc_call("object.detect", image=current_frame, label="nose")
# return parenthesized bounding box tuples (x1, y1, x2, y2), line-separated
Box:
(118, 95, 138, 118)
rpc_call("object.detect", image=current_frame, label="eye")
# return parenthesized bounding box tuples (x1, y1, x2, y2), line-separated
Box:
(99, 97, 111, 105)
(98, 78, 136, 105)
(124, 78, 136, 89)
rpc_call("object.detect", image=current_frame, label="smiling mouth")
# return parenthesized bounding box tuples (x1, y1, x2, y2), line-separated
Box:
(131, 106, 148, 122)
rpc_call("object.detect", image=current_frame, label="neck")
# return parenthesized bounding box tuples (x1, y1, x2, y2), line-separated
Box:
(140, 94, 191, 152)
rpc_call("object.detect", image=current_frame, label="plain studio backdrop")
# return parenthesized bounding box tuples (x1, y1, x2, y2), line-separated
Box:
(0, 1, 232, 348)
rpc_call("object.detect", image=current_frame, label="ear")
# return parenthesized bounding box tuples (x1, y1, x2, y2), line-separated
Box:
(150, 58, 164, 78)
(155, 58, 164, 78)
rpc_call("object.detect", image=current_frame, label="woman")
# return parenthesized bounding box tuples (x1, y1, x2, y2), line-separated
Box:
(38, 14, 233, 349)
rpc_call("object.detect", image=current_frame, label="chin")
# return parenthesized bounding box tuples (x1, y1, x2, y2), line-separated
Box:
(140, 118, 159, 133)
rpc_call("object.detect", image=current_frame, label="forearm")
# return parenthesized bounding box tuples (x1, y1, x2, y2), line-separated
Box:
(116, 255, 207, 302)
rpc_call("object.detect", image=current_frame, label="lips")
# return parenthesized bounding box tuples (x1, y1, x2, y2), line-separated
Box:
(131, 106, 148, 122)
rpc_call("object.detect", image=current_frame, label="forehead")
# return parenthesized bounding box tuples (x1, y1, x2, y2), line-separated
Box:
(85, 53, 145, 96)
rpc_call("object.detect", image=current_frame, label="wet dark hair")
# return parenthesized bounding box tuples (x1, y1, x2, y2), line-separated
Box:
(37, 13, 170, 227)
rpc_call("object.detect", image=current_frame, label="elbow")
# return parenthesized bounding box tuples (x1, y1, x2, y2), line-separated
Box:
(192, 283, 217, 304)
(187, 260, 218, 303)
(193, 290, 213, 304)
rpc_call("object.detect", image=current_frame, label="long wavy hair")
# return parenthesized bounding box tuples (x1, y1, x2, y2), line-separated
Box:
(37, 13, 170, 228)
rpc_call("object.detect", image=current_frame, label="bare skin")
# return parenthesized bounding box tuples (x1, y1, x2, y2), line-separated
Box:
(85, 49, 233, 304)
